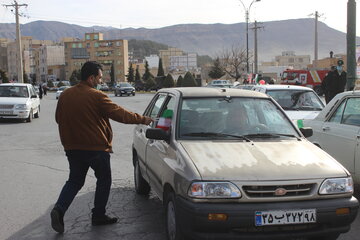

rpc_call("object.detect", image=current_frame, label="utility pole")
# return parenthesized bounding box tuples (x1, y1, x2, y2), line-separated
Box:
(310, 11, 322, 68)
(250, 21, 263, 74)
(3, 1, 28, 83)
(346, 0, 356, 90)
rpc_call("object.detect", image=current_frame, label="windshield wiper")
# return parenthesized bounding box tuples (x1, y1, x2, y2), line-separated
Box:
(244, 133, 300, 140)
(182, 132, 252, 142)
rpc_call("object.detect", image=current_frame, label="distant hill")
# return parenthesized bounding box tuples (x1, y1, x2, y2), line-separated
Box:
(0, 19, 359, 62)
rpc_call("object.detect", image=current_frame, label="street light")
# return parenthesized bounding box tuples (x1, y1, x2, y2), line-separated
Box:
(239, 0, 261, 73)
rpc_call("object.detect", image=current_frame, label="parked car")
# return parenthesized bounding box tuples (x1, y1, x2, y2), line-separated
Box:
(303, 90, 360, 184)
(132, 87, 358, 240)
(0, 83, 40, 122)
(56, 86, 71, 99)
(114, 82, 135, 96)
(206, 79, 233, 88)
(252, 84, 325, 126)
(99, 84, 109, 91)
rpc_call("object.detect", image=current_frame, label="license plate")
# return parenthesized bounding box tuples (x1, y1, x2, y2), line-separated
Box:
(255, 209, 316, 226)
(0, 111, 12, 115)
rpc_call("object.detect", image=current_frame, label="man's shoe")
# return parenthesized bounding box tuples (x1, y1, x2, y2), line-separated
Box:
(50, 207, 64, 233)
(92, 215, 118, 226)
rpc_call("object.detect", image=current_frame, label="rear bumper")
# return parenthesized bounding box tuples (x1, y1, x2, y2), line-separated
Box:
(176, 196, 359, 240)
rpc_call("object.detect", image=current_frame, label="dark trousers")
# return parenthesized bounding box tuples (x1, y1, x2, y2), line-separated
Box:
(55, 150, 112, 217)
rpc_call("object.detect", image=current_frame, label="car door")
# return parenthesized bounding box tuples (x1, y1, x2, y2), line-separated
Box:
(29, 86, 39, 112)
(145, 95, 176, 198)
(318, 97, 360, 173)
(133, 93, 167, 182)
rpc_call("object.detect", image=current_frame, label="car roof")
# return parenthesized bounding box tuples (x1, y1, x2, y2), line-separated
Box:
(158, 87, 269, 98)
(253, 84, 313, 91)
(0, 83, 32, 87)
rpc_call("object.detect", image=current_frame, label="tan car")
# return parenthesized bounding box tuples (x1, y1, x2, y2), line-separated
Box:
(132, 87, 358, 240)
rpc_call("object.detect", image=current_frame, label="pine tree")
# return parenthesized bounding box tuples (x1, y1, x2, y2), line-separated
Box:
(163, 73, 175, 88)
(142, 61, 155, 90)
(157, 58, 165, 77)
(134, 65, 144, 90)
(208, 57, 225, 79)
(0, 69, 9, 83)
(126, 64, 135, 83)
(70, 69, 81, 85)
(182, 72, 197, 87)
(176, 75, 183, 87)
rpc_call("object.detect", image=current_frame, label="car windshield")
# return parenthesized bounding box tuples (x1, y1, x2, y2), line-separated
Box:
(0, 86, 29, 98)
(267, 90, 324, 111)
(119, 83, 132, 87)
(178, 97, 299, 139)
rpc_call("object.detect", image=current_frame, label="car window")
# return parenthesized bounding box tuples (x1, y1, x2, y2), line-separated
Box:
(178, 97, 299, 139)
(267, 90, 323, 110)
(30, 86, 36, 96)
(342, 98, 360, 126)
(149, 94, 167, 118)
(329, 100, 346, 123)
(0, 86, 29, 98)
(155, 96, 175, 131)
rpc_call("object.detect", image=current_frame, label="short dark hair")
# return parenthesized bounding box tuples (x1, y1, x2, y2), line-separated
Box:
(81, 61, 103, 81)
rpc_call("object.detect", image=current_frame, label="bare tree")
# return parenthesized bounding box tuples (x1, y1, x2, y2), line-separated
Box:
(217, 45, 249, 81)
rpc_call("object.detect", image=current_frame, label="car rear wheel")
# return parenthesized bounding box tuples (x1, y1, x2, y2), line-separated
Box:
(26, 109, 33, 122)
(134, 155, 150, 195)
(165, 192, 185, 240)
(114, 91, 118, 96)
(34, 106, 40, 118)
(132, 93, 135, 96)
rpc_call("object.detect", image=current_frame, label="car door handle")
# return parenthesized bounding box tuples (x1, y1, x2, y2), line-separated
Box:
(322, 126, 330, 131)
(357, 135, 360, 139)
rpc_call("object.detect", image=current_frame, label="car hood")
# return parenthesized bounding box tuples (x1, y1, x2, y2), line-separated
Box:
(0, 97, 29, 105)
(285, 110, 321, 121)
(180, 140, 347, 181)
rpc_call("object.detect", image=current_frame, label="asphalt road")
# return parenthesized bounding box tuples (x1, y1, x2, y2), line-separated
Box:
(0, 92, 359, 240)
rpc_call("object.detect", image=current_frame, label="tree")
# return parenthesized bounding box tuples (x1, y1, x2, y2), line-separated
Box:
(217, 45, 247, 81)
(157, 58, 165, 77)
(208, 57, 225, 79)
(134, 65, 144, 91)
(126, 64, 135, 83)
(176, 75, 183, 87)
(182, 72, 197, 87)
(142, 61, 155, 90)
(23, 71, 29, 83)
(0, 69, 9, 83)
(163, 73, 175, 88)
(110, 63, 115, 87)
(70, 69, 81, 85)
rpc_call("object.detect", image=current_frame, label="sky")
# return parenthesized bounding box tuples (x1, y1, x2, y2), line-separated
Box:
(0, 0, 359, 35)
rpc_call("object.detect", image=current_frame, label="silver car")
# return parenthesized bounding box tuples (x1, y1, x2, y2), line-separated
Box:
(304, 91, 360, 184)
(132, 87, 358, 240)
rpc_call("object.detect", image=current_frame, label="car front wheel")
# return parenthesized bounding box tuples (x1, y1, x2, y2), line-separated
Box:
(165, 192, 185, 240)
(26, 109, 33, 122)
(134, 155, 150, 195)
(34, 106, 40, 118)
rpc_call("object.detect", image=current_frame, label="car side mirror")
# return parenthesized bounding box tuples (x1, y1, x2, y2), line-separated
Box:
(146, 128, 170, 141)
(300, 127, 313, 138)
(31, 95, 38, 98)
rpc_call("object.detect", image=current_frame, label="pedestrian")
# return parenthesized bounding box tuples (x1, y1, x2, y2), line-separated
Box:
(43, 84, 47, 96)
(51, 61, 153, 234)
(322, 60, 347, 104)
(38, 83, 43, 99)
(321, 66, 336, 104)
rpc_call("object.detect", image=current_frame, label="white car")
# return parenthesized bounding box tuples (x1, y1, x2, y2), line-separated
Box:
(304, 91, 360, 184)
(56, 86, 70, 99)
(252, 85, 325, 126)
(0, 83, 40, 122)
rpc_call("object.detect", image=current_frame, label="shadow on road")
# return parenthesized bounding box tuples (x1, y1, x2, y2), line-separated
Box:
(7, 187, 166, 240)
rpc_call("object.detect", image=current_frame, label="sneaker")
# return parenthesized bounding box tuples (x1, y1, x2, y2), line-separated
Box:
(50, 207, 64, 233)
(92, 215, 118, 226)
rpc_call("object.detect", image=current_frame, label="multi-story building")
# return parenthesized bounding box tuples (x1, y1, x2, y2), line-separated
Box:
(145, 55, 159, 68)
(0, 38, 10, 73)
(274, 51, 310, 70)
(159, 47, 184, 71)
(39, 45, 65, 82)
(170, 53, 197, 71)
(64, 32, 128, 83)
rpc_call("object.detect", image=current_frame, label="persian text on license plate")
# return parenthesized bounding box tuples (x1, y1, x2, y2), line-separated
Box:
(255, 209, 316, 226)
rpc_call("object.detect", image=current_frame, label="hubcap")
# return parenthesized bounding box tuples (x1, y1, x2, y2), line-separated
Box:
(167, 201, 176, 240)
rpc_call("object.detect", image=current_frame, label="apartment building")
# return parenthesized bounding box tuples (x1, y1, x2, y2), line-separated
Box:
(39, 45, 65, 82)
(274, 51, 310, 70)
(0, 38, 10, 73)
(159, 47, 184, 71)
(64, 32, 128, 83)
(169, 53, 197, 71)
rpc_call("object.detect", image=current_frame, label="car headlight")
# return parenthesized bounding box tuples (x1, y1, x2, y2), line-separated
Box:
(319, 177, 353, 195)
(188, 182, 241, 198)
(15, 104, 29, 110)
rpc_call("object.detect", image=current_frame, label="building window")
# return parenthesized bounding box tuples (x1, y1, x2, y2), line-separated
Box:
(72, 43, 77, 48)
(86, 43, 90, 48)
(86, 35, 90, 40)
(298, 58, 303, 63)
(78, 43, 82, 48)
(288, 58, 294, 63)
(116, 41, 122, 46)
(94, 35, 99, 40)
(94, 42, 99, 48)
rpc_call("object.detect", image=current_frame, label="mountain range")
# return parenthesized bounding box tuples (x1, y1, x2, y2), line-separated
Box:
(0, 19, 359, 62)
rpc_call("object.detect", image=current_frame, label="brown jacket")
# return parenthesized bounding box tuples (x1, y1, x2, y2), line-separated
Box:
(55, 81, 148, 152)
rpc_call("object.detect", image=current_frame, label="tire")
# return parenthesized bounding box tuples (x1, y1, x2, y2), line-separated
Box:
(120, 93, 122, 97)
(165, 192, 185, 240)
(114, 91, 118, 96)
(132, 93, 135, 96)
(34, 106, 40, 118)
(26, 109, 33, 122)
(134, 155, 150, 195)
